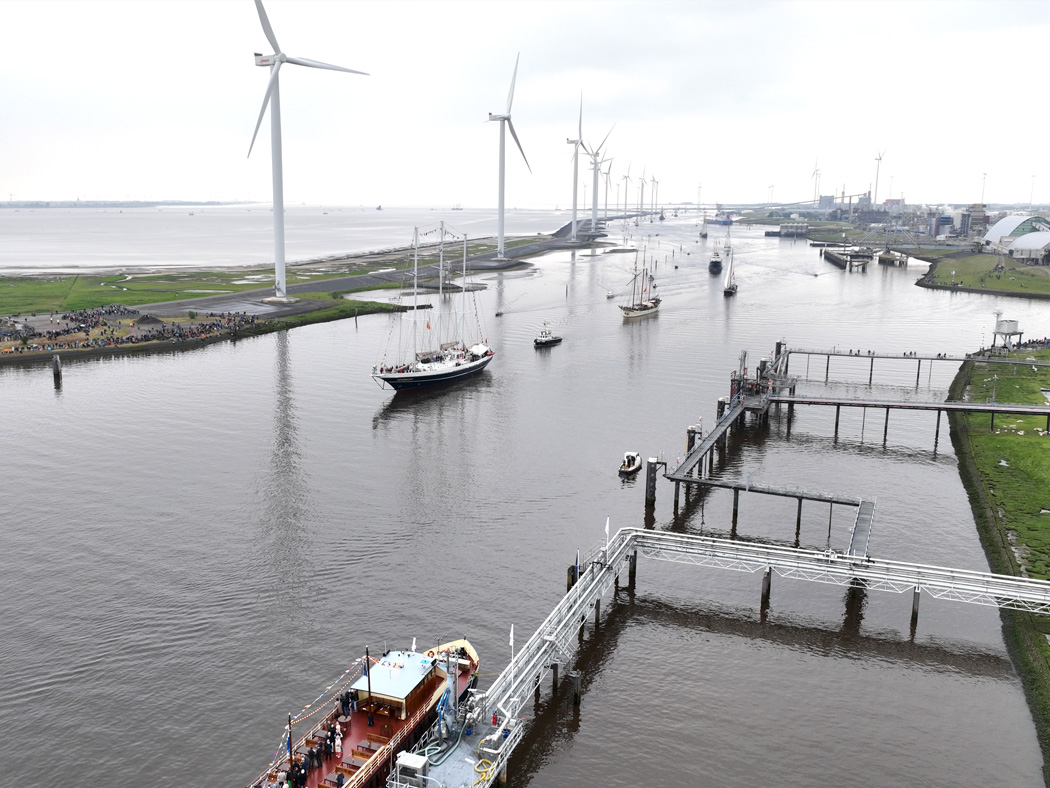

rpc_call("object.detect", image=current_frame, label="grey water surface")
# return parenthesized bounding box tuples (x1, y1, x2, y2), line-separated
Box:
(1, 214, 1045, 786)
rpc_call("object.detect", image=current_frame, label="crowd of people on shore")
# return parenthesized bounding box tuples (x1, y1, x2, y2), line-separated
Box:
(3, 305, 264, 355)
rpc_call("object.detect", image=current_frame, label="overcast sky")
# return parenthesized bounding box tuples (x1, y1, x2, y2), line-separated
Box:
(2, 0, 1047, 208)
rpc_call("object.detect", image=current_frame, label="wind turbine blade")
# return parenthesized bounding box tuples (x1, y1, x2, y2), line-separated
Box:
(254, 0, 281, 54)
(506, 53, 520, 113)
(507, 118, 531, 173)
(248, 61, 282, 157)
(577, 94, 583, 139)
(285, 55, 369, 75)
(596, 124, 615, 154)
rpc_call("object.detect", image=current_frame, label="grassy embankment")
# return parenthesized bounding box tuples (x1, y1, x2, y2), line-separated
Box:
(918, 250, 1050, 297)
(949, 348, 1050, 783)
(0, 235, 545, 316)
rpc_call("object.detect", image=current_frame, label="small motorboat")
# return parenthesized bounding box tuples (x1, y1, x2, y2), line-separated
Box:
(534, 322, 562, 347)
(495, 310, 504, 317)
(618, 451, 642, 476)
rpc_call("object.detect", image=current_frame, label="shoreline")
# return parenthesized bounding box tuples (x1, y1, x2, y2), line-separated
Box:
(948, 358, 1050, 786)
(0, 230, 610, 366)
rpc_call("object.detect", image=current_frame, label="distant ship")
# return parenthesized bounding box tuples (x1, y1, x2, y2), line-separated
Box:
(451, 204, 463, 211)
(710, 211, 733, 225)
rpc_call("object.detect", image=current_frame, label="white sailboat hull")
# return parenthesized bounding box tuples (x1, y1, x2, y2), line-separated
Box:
(619, 299, 661, 318)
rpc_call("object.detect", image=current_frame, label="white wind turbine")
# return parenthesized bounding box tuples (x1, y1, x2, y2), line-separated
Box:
(621, 164, 632, 221)
(811, 159, 821, 205)
(650, 175, 658, 216)
(602, 159, 614, 219)
(489, 54, 531, 259)
(585, 126, 613, 234)
(248, 0, 367, 302)
(567, 96, 584, 242)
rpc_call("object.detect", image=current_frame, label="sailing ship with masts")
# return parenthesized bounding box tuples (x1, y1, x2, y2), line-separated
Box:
(372, 225, 494, 390)
(619, 252, 661, 319)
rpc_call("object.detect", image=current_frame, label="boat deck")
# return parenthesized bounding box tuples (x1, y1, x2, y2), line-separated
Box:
(252, 657, 476, 788)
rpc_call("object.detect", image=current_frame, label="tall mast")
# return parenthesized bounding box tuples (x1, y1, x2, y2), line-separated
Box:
(461, 234, 468, 347)
(438, 221, 444, 300)
(412, 228, 419, 361)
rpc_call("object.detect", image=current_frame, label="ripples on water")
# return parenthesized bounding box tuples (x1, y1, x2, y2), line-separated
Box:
(0, 215, 1045, 786)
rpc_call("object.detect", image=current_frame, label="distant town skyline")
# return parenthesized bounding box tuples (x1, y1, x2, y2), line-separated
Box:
(1, 0, 1046, 208)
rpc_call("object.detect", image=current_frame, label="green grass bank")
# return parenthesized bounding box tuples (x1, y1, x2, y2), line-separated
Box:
(948, 349, 1050, 784)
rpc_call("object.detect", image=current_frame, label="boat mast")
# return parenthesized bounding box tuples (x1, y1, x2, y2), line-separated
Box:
(438, 221, 444, 300)
(413, 227, 419, 361)
(461, 234, 468, 348)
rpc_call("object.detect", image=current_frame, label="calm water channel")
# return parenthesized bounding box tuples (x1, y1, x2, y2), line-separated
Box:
(2, 214, 1047, 786)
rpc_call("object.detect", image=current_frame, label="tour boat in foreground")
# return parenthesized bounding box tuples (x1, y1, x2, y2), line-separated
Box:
(372, 227, 493, 391)
(248, 640, 480, 788)
(619, 451, 642, 476)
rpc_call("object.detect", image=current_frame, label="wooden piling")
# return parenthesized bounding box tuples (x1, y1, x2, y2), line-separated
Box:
(732, 488, 740, 529)
(834, 405, 841, 437)
(552, 662, 559, 691)
(594, 597, 600, 629)
(628, 550, 637, 591)
(569, 672, 581, 706)
(883, 408, 890, 442)
(761, 567, 772, 606)
(911, 587, 920, 628)
(644, 459, 659, 505)
(869, 355, 874, 385)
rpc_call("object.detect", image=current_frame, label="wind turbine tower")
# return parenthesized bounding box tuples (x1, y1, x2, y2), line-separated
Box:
(248, 0, 367, 303)
(585, 126, 613, 234)
(567, 96, 584, 242)
(621, 165, 632, 220)
(488, 54, 531, 259)
(603, 160, 613, 219)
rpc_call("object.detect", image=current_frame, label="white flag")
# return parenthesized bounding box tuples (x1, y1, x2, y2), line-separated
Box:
(509, 624, 514, 647)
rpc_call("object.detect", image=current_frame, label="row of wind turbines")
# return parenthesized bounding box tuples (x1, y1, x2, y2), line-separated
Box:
(247, 0, 661, 302)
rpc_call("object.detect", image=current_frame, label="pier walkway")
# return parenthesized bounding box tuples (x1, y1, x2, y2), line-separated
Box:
(770, 392, 1050, 433)
(396, 527, 1050, 788)
(782, 346, 1050, 385)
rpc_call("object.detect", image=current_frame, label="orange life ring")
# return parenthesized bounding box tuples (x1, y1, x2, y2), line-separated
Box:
(427, 650, 435, 657)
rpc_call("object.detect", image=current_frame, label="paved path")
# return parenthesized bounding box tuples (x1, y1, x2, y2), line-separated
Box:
(137, 230, 623, 318)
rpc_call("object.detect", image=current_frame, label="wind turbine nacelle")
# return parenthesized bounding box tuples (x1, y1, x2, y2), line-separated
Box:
(255, 54, 277, 67)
